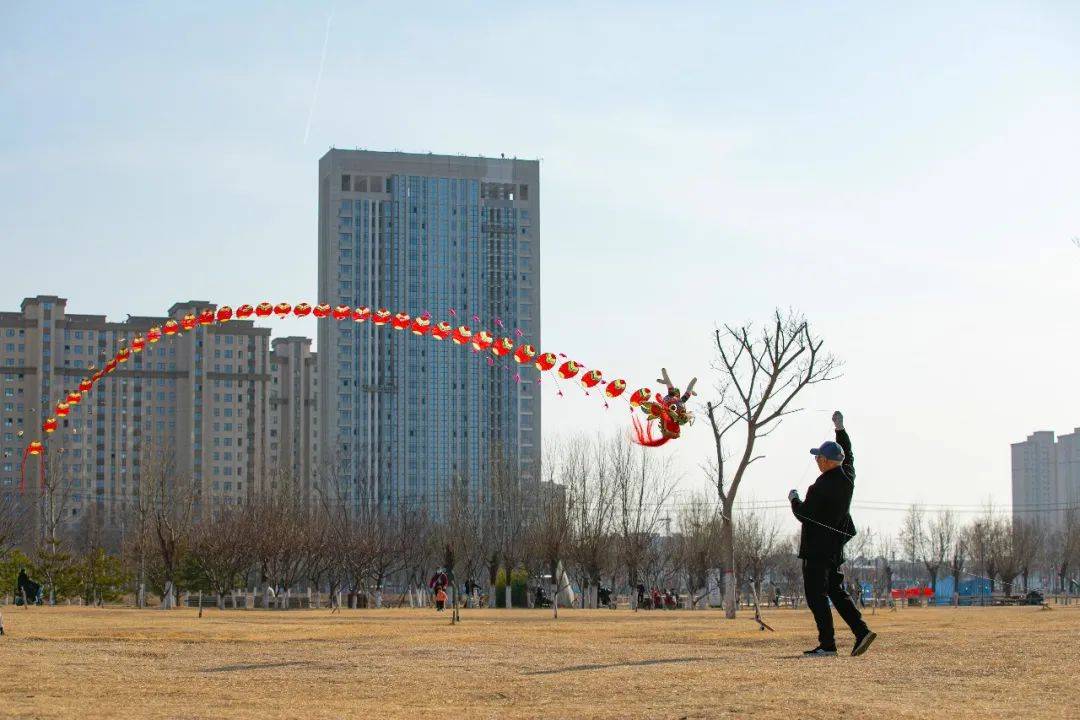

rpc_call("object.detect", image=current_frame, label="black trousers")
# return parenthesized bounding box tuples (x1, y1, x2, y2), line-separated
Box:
(803, 560, 868, 648)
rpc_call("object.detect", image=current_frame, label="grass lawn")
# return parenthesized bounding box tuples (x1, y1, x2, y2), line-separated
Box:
(0, 603, 1076, 719)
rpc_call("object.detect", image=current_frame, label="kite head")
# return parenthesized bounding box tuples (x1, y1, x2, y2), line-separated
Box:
(353, 306, 371, 323)
(216, 306, 233, 323)
(392, 312, 411, 330)
(236, 304, 255, 319)
(255, 302, 273, 318)
(293, 302, 312, 318)
(581, 369, 602, 388)
(372, 308, 392, 326)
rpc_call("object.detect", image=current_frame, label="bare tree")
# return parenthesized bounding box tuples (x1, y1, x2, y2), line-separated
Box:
(530, 441, 572, 618)
(898, 504, 926, 588)
(923, 510, 955, 597)
(187, 508, 255, 607)
(948, 525, 968, 603)
(704, 309, 839, 617)
(0, 489, 28, 561)
(397, 508, 436, 607)
(732, 505, 782, 602)
(1011, 519, 1042, 593)
(445, 478, 485, 613)
(485, 446, 529, 608)
(567, 436, 617, 609)
(1049, 509, 1080, 595)
(967, 510, 1002, 594)
(675, 494, 722, 609)
(873, 532, 896, 606)
(612, 440, 677, 609)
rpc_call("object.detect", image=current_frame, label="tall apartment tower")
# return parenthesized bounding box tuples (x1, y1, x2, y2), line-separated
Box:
(0, 296, 272, 543)
(1011, 429, 1080, 531)
(317, 150, 541, 517)
(269, 337, 320, 505)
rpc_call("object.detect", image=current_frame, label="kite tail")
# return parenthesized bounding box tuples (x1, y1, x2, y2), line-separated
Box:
(631, 415, 671, 448)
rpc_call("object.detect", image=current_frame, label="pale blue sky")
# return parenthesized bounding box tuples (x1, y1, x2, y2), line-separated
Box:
(2, 2, 1078, 531)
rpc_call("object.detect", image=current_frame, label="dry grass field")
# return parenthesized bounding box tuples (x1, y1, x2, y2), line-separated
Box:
(0, 603, 1076, 719)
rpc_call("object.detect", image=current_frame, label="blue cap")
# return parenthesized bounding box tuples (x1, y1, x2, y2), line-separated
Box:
(810, 441, 845, 462)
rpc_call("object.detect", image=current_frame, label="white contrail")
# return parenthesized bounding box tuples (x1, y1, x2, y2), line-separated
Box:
(303, 9, 333, 144)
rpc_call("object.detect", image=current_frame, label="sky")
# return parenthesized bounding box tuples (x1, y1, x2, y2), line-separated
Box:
(2, 2, 1078, 533)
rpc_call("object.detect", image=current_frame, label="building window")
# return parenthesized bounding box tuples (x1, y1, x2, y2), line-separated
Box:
(341, 174, 351, 192)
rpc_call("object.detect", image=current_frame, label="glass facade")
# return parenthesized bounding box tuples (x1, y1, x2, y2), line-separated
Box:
(318, 151, 540, 519)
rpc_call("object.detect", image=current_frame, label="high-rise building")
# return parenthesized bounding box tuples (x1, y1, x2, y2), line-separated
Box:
(0, 296, 273, 542)
(1011, 428, 1080, 530)
(269, 337, 320, 505)
(317, 150, 541, 517)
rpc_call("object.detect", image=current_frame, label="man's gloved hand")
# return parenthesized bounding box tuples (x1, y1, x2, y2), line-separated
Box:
(832, 411, 844, 431)
(788, 489, 800, 502)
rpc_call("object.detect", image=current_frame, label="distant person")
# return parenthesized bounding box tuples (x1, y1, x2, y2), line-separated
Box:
(789, 411, 876, 658)
(650, 587, 661, 610)
(635, 583, 645, 608)
(435, 586, 447, 611)
(773, 587, 782, 608)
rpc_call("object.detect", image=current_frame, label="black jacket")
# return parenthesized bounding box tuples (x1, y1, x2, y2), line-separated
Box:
(791, 428, 857, 563)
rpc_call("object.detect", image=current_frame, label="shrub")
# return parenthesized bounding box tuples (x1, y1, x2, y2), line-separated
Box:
(495, 567, 508, 608)
(510, 567, 528, 608)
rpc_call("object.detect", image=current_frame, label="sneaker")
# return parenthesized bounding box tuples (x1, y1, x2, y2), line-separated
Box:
(852, 631, 877, 657)
(802, 646, 837, 657)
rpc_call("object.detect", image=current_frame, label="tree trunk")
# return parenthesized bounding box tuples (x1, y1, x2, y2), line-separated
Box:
(720, 517, 736, 619)
(162, 581, 176, 609)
